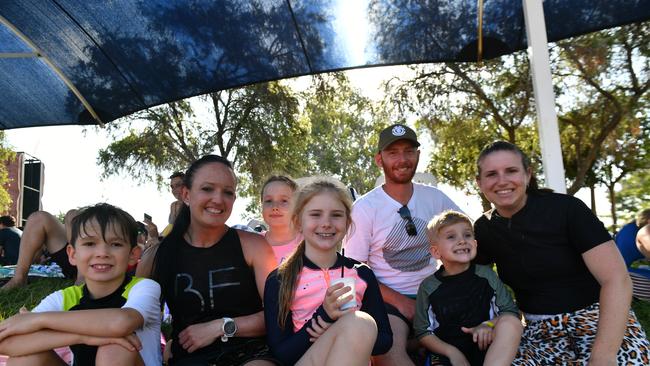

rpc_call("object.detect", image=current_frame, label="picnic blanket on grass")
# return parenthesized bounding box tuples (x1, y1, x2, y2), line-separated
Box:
(0, 263, 65, 279)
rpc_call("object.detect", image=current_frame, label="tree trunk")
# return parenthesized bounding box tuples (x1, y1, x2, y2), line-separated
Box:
(590, 185, 597, 214)
(608, 184, 618, 234)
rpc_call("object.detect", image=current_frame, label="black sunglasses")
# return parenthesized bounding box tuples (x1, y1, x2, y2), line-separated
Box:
(397, 205, 417, 236)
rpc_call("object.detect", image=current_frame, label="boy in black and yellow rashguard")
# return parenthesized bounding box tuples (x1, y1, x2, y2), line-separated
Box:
(0, 203, 161, 366)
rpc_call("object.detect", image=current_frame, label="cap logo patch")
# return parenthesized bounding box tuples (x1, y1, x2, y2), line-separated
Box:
(392, 125, 406, 136)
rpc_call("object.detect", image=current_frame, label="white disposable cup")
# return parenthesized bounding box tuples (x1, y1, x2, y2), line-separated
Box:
(331, 277, 357, 310)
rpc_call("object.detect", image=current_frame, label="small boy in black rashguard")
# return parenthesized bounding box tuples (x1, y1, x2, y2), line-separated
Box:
(414, 211, 522, 366)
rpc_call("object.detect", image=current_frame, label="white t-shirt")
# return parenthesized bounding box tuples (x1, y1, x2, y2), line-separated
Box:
(344, 183, 461, 295)
(33, 278, 162, 366)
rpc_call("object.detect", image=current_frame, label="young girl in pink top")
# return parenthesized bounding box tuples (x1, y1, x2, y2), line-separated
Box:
(264, 177, 392, 366)
(261, 175, 303, 264)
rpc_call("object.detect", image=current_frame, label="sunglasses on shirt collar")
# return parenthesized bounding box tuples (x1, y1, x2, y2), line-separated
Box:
(397, 205, 417, 236)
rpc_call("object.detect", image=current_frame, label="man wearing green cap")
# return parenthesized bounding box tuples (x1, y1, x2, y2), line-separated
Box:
(344, 124, 462, 365)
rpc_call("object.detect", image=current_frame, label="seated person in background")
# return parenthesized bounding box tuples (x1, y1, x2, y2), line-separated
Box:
(615, 208, 650, 301)
(633, 225, 650, 301)
(415, 211, 522, 366)
(0, 203, 162, 366)
(615, 208, 650, 265)
(168, 171, 185, 224)
(0, 215, 22, 266)
(637, 225, 650, 258)
(1, 209, 80, 291)
(160, 171, 185, 237)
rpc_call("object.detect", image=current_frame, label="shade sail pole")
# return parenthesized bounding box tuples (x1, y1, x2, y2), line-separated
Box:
(522, 0, 566, 193)
(0, 14, 104, 126)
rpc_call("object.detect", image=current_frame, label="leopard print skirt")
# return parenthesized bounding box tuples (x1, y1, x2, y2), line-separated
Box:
(514, 303, 650, 365)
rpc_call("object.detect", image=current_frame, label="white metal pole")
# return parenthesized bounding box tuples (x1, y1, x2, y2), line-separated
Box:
(522, 0, 567, 193)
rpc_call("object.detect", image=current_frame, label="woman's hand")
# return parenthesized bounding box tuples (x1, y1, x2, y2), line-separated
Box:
(178, 319, 222, 353)
(322, 282, 354, 321)
(306, 315, 331, 342)
(461, 323, 494, 350)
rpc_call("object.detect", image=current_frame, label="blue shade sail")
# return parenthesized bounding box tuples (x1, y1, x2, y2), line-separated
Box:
(1, 0, 648, 129)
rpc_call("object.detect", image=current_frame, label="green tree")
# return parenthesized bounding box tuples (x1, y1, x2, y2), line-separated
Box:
(97, 74, 388, 216)
(589, 116, 650, 231)
(617, 169, 650, 224)
(0, 131, 16, 212)
(385, 21, 649, 212)
(555, 21, 650, 195)
(385, 52, 540, 210)
(300, 73, 388, 195)
(97, 82, 310, 202)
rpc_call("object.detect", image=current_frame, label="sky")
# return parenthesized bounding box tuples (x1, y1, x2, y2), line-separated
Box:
(5, 125, 176, 228)
(4, 65, 610, 230)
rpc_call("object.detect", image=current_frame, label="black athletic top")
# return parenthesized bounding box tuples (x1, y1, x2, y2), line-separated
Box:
(474, 191, 612, 314)
(167, 228, 264, 360)
(67, 276, 137, 366)
(414, 264, 519, 366)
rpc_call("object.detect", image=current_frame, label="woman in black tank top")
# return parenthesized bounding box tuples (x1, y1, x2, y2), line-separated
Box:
(139, 155, 277, 366)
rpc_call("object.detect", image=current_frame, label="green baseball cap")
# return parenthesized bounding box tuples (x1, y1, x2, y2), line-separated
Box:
(377, 124, 420, 151)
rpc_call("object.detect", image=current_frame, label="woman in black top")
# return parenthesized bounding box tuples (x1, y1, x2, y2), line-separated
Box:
(474, 141, 649, 365)
(139, 155, 277, 366)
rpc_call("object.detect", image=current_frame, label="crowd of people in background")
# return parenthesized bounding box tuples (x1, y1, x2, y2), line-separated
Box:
(0, 124, 649, 365)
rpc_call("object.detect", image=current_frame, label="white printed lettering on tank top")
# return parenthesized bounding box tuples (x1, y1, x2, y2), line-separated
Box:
(175, 267, 241, 312)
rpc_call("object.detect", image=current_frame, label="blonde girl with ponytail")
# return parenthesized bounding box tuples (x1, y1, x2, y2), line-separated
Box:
(263, 177, 392, 366)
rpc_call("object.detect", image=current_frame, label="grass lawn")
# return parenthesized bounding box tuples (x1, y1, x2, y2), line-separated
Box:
(632, 298, 650, 333)
(0, 278, 73, 320)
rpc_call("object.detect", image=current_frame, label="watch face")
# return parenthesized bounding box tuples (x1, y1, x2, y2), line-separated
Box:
(224, 320, 236, 335)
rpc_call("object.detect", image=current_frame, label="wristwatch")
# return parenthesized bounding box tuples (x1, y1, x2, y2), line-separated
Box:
(221, 317, 237, 342)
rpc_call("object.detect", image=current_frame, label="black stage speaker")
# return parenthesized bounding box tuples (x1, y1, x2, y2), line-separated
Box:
(21, 159, 42, 225)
